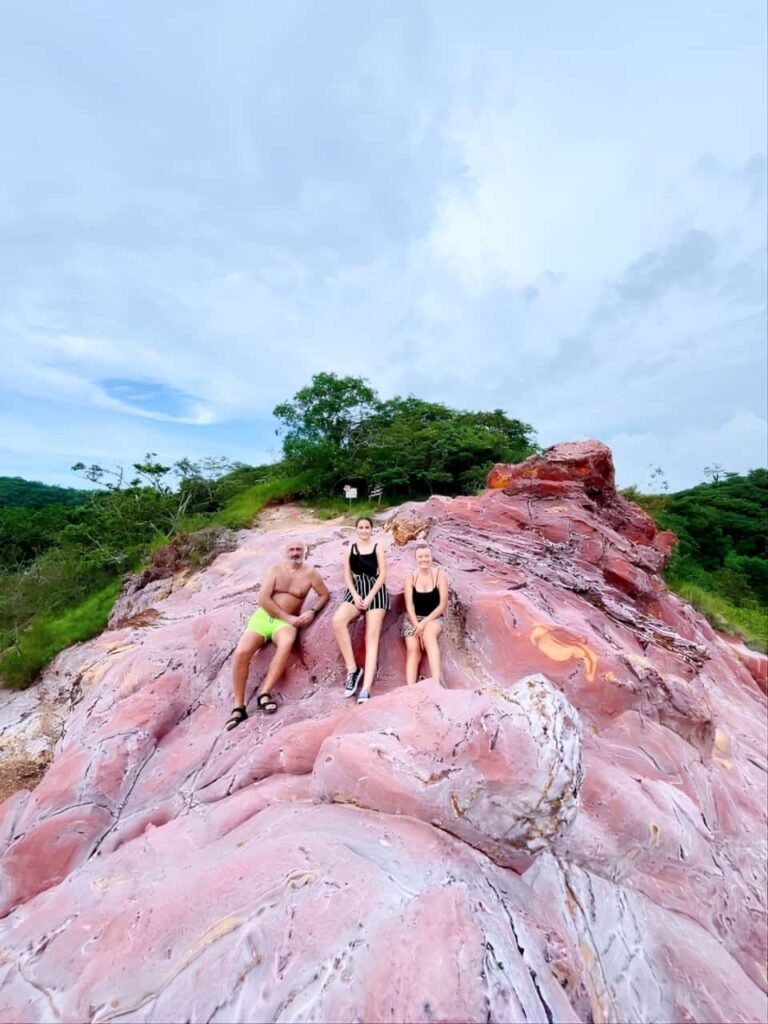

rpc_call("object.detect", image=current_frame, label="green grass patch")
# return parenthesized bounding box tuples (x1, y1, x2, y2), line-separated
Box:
(212, 471, 315, 529)
(667, 579, 767, 653)
(300, 496, 388, 521)
(619, 487, 670, 518)
(0, 578, 122, 689)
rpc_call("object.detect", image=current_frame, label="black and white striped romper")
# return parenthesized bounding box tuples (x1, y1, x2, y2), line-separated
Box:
(343, 543, 390, 611)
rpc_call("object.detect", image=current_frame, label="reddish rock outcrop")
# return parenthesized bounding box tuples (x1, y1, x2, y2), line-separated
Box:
(0, 441, 765, 1024)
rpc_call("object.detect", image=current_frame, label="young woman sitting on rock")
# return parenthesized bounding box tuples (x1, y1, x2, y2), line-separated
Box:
(402, 543, 449, 685)
(332, 516, 390, 703)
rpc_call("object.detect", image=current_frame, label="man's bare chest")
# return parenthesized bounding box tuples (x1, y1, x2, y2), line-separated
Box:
(273, 568, 311, 598)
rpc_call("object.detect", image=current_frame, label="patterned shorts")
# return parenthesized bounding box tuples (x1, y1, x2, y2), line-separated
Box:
(401, 614, 443, 638)
(343, 573, 390, 612)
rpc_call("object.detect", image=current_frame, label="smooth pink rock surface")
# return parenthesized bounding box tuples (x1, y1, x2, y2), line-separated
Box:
(0, 441, 766, 1023)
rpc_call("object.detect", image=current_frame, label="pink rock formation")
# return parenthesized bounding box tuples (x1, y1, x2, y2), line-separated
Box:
(1, 441, 766, 1023)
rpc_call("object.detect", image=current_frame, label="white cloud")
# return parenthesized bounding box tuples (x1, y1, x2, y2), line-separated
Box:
(0, 0, 764, 490)
(608, 410, 768, 490)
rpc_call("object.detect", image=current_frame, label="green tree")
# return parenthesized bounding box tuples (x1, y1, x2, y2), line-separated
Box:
(273, 373, 379, 490)
(653, 468, 767, 606)
(703, 463, 726, 484)
(273, 377, 538, 497)
(0, 505, 73, 571)
(361, 398, 537, 496)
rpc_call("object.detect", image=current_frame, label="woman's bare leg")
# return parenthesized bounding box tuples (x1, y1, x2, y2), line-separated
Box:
(404, 635, 421, 684)
(361, 608, 387, 693)
(332, 602, 361, 672)
(421, 620, 443, 683)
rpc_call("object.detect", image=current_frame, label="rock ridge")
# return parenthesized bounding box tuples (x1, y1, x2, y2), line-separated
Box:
(0, 440, 765, 1023)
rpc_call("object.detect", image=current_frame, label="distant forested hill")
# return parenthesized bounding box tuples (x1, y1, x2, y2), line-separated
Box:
(0, 476, 89, 508)
(0, 477, 90, 574)
(625, 468, 767, 647)
(657, 468, 768, 603)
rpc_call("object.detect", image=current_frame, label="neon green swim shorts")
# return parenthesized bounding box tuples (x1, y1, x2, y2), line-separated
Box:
(246, 607, 291, 641)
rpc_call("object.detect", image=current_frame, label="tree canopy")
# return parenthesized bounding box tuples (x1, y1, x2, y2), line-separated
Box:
(273, 373, 538, 496)
(657, 468, 768, 603)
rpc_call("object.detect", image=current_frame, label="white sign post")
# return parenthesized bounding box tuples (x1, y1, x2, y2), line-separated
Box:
(343, 484, 358, 508)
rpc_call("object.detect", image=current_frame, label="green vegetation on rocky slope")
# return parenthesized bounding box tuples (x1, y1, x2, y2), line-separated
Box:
(1, 374, 764, 687)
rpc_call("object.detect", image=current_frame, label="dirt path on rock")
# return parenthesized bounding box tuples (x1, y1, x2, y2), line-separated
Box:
(254, 502, 362, 532)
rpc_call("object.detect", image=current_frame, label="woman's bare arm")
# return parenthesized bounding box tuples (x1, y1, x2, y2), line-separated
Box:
(404, 573, 418, 628)
(343, 546, 359, 601)
(434, 569, 449, 617)
(363, 545, 387, 606)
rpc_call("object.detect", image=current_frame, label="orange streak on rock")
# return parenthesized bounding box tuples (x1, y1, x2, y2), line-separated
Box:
(530, 625, 598, 682)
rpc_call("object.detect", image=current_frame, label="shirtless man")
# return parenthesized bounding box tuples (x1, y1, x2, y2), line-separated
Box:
(226, 540, 329, 729)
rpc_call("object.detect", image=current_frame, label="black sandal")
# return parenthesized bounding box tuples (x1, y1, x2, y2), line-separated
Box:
(256, 693, 278, 715)
(225, 706, 248, 731)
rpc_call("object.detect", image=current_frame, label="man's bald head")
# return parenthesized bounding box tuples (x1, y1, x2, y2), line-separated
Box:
(285, 541, 306, 566)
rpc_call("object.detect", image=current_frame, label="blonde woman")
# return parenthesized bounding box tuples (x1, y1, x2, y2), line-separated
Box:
(332, 516, 389, 703)
(402, 543, 448, 685)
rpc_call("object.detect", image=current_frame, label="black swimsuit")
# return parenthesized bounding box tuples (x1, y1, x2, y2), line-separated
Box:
(343, 543, 390, 611)
(401, 571, 443, 637)
(412, 572, 440, 616)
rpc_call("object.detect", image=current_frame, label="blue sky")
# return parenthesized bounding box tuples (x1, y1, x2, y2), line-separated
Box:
(1, 0, 765, 491)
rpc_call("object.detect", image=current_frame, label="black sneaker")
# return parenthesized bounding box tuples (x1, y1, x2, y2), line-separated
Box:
(344, 666, 364, 697)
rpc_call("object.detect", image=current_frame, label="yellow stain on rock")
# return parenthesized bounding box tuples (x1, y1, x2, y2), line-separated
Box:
(286, 869, 318, 889)
(530, 625, 597, 682)
(80, 646, 135, 687)
(331, 794, 365, 808)
(713, 728, 733, 769)
(624, 652, 652, 668)
(173, 915, 244, 976)
(714, 729, 731, 754)
(482, 687, 522, 706)
(413, 769, 450, 786)
(92, 640, 135, 655)
(649, 823, 661, 847)
(578, 943, 606, 1024)
(93, 915, 245, 1024)
(450, 794, 463, 819)
(90, 876, 132, 892)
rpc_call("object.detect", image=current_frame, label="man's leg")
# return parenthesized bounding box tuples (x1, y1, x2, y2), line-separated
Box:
(232, 629, 266, 708)
(259, 624, 298, 695)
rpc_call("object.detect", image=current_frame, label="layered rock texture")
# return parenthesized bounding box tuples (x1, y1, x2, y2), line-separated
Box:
(1, 441, 766, 1023)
